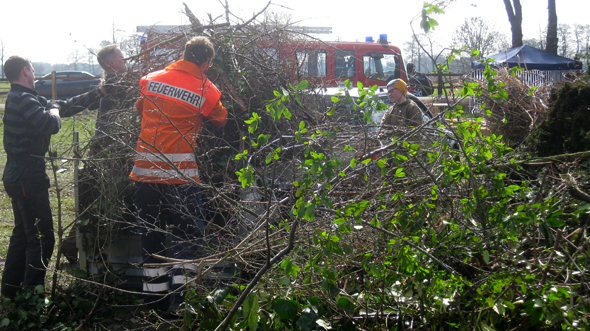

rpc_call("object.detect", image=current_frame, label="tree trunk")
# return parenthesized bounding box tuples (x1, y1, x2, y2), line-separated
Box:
(503, 0, 523, 48)
(546, 0, 558, 54)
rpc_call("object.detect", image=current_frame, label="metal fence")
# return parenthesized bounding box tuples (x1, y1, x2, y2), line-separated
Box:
(471, 69, 576, 86)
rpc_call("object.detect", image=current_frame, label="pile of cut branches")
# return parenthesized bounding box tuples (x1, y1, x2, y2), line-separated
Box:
(26, 3, 590, 331)
(478, 67, 551, 147)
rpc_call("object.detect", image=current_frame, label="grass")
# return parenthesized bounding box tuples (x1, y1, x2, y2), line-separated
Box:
(0, 81, 9, 105)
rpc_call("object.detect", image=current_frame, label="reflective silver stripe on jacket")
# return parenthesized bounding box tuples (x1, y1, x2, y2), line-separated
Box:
(142, 267, 170, 278)
(172, 264, 198, 272)
(143, 282, 170, 293)
(172, 275, 193, 286)
(135, 152, 196, 163)
(131, 166, 199, 179)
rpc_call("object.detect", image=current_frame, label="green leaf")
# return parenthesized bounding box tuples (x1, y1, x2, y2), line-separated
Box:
(296, 80, 309, 90)
(505, 185, 522, 195)
(334, 218, 346, 225)
(243, 294, 257, 319)
(486, 297, 495, 308)
(246, 295, 259, 331)
(280, 275, 291, 285)
(547, 218, 565, 227)
(256, 134, 269, 147)
(236, 166, 255, 188)
(213, 287, 230, 303)
(296, 308, 319, 331)
(395, 168, 405, 178)
(337, 296, 355, 314)
(331, 96, 340, 103)
(199, 319, 219, 330)
(429, 18, 439, 28)
(273, 299, 300, 320)
(503, 300, 516, 310)
(350, 158, 358, 168)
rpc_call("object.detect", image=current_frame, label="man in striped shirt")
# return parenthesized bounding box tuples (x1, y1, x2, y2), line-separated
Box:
(1, 56, 106, 299)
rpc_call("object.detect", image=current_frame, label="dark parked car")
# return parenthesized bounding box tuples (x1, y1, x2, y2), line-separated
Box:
(408, 75, 434, 97)
(34, 71, 101, 98)
(406, 63, 434, 96)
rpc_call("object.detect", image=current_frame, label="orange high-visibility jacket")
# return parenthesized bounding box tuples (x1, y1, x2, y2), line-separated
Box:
(129, 60, 227, 184)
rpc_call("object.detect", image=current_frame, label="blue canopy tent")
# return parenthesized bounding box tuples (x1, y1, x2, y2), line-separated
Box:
(471, 45, 576, 70)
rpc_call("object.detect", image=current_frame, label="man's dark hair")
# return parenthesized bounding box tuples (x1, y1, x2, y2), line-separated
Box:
(4, 55, 31, 83)
(97, 44, 119, 69)
(184, 37, 215, 66)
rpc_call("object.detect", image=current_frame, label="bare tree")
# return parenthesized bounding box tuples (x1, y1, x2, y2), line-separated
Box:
(573, 24, 590, 56)
(557, 23, 573, 58)
(503, 0, 523, 48)
(404, 36, 421, 69)
(67, 49, 82, 70)
(546, 0, 558, 54)
(535, 25, 548, 50)
(0, 38, 6, 79)
(451, 17, 509, 59)
(86, 48, 96, 75)
(405, 33, 441, 72)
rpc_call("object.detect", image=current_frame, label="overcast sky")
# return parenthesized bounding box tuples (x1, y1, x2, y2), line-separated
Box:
(1, 0, 588, 65)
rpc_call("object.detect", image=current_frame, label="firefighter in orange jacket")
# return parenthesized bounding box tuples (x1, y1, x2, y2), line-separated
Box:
(130, 36, 227, 311)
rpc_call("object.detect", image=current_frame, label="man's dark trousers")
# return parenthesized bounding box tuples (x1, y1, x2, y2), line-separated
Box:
(135, 182, 206, 310)
(1, 188, 54, 298)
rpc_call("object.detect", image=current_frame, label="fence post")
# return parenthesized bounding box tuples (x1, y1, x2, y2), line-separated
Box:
(437, 71, 443, 96)
(51, 71, 57, 100)
(73, 131, 87, 272)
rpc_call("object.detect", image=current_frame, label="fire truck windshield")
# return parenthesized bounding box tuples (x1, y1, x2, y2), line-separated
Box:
(363, 52, 400, 82)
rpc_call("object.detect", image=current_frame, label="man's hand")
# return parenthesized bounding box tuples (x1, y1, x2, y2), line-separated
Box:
(49, 108, 60, 117)
(101, 83, 119, 95)
(46, 101, 61, 117)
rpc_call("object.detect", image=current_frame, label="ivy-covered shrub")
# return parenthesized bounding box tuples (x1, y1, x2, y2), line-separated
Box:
(527, 81, 590, 156)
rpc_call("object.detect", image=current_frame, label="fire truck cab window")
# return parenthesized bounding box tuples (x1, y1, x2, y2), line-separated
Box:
(335, 50, 355, 78)
(363, 52, 401, 82)
(296, 50, 327, 78)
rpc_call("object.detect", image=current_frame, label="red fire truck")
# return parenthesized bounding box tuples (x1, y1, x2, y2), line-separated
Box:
(137, 27, 410, 90)
(268, 35, 409, 88)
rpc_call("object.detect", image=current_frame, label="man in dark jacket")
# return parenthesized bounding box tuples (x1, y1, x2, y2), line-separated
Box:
(1, 55, 106, 299)
(93, 44, 133, 140)
(60, 44, 135, 264)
